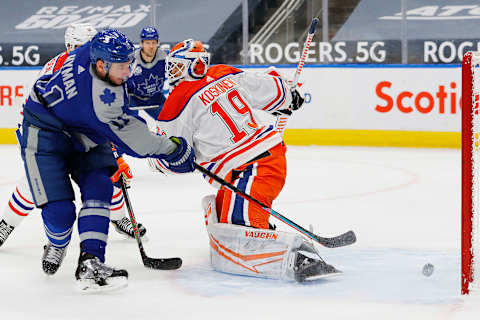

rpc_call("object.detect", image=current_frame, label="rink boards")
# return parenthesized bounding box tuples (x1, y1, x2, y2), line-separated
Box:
(0, 65, 461, 148)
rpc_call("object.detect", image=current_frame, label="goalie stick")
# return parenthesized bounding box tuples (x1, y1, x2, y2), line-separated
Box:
(274, 17, 319, 133)
(194, 163, 356, 248)
(291, 17, 319, 91)
(119, 178, 183, 270)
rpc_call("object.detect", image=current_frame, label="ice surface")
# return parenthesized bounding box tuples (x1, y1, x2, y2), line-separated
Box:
(0, 145, 477, 319)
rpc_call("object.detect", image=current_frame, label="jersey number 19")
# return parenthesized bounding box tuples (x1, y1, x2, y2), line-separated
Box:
(211, 89, 258, 144)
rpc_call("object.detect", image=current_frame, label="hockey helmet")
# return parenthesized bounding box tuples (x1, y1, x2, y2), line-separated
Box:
(90, 29, 135, 71)
(165, 39, 210, 84)
(65, 23, 97, 51)
(140, 27, 159, 41)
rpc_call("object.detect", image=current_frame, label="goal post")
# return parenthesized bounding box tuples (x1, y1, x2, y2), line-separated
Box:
(462, 51, 480, 294)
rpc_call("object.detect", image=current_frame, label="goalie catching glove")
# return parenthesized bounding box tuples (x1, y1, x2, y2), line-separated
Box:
(272, 90, 305, 116)
(265, 67, 305, 116)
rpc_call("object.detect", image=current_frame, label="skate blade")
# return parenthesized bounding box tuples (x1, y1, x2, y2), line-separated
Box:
(76, 276, 128, 293)
(303, 270, 343, 282)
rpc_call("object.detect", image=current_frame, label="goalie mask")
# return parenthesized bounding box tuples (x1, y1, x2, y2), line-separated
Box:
(166, 39, 210, 84)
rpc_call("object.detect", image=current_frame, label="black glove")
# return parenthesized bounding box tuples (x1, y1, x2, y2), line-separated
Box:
(290, 89, 305, 111)
(272, 109, 292, 116)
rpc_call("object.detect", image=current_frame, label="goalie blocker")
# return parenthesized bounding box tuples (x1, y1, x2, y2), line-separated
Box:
(202, 195, 341, 282)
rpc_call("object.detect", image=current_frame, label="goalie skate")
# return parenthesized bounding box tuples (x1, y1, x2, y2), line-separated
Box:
(111, 217, 146, 238)
(291, 250, 342, 283)
(42, 243, 67, 275)
(0, 219, 14, 247)
(75, 252, 128, 292)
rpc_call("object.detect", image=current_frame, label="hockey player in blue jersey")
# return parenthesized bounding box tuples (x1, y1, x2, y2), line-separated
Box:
(127, 26, 166, 119)
(17, 29, 195, 291)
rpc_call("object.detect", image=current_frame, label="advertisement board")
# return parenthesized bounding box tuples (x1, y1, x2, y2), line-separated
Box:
(0, 65, 462, 147)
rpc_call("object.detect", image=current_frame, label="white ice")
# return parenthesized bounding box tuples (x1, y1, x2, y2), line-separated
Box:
(0, 144, 477, 320)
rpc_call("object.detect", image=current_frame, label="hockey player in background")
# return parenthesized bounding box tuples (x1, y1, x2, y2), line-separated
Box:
(0, 24, 148, 249)
(127, 26, 167, 119)
(17, 30, 195, 291)
(149, 39, 340, 282)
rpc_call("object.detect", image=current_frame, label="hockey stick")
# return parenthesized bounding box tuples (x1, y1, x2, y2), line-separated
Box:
(194, 163, 356, 248)
(291, 17, 319, 91)
(274, 17, 319, 133)
(119, 178, 182, 270)
(128, 105, 160, 110)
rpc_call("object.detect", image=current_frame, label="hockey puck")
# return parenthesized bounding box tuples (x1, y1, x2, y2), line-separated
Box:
(422, 263, 434, 277)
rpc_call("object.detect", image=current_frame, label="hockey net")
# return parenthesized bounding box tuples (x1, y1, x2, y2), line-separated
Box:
(462, 51, 480, 294)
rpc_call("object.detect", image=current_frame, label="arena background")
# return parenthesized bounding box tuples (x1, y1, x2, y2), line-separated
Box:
(0, 0, 474, 148)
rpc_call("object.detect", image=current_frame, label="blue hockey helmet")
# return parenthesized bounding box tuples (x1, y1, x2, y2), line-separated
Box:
(90, 29, 135, 72)
(140, 27, 159, 41)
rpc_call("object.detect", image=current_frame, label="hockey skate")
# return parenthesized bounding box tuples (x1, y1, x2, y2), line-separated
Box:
(42, 243, 67, 275)
(111, 217, 146, 238)
(75, 252, 128, 292)
(292, 249, 342, 283)
(0, 219, 14, 247)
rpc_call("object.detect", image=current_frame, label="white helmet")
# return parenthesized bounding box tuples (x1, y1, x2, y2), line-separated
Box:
(65, 23, 97, 51)
(166, 39, 210, 84)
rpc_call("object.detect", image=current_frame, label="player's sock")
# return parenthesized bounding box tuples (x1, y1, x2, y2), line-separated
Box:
(1, 186, 35, 227)
(109, 187, 125, 217)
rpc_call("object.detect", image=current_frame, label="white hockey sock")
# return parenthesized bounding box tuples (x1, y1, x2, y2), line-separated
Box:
(109, 186, 126, 221)
(2, 177, 35, 227)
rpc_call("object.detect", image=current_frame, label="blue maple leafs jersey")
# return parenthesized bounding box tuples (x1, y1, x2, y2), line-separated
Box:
(22, 42, 176, 158)
(126, 48, 166, 119)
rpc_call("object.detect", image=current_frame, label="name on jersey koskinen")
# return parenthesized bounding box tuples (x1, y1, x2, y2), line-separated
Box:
(61, 54, 78, 99)
(245, 230, 278, 240)
(198, 78, 238, 106)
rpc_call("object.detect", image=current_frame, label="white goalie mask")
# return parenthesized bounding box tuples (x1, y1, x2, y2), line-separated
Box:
(165, 39, 210, 84)
(65, 23, 97, 51)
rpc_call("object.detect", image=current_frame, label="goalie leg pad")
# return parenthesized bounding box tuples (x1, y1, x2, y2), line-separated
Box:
(202, 194, 218, 226)
(206, 221, 304, 280)
(202, 196, 301, 281)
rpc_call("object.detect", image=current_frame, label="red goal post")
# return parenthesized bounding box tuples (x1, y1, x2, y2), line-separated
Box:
(462, 51, 480, 294)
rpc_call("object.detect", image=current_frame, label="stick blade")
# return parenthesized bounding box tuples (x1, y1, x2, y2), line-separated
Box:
(316, 230, 356, 248)
(143, 257, 183, 270)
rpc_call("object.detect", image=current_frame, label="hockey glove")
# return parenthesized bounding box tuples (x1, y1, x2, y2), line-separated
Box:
(272, 90, 305, 117)
(111, 157, 133, 187)
(272, 109, 292, 116)
(163, 136, 195, 173)
(290, 89, 305, 111)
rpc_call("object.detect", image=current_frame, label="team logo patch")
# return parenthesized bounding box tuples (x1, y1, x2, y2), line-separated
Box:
(134, 66, 142, 76)
(136, 73, 162, 97)
(100, 88, 115, 106)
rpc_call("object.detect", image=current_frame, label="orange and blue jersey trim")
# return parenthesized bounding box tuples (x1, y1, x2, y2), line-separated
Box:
(262, 76, 287, 112)
(200, 125, 279, 184)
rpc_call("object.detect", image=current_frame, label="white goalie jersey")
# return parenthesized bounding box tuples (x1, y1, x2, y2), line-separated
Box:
(154, 64, 292, 183)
